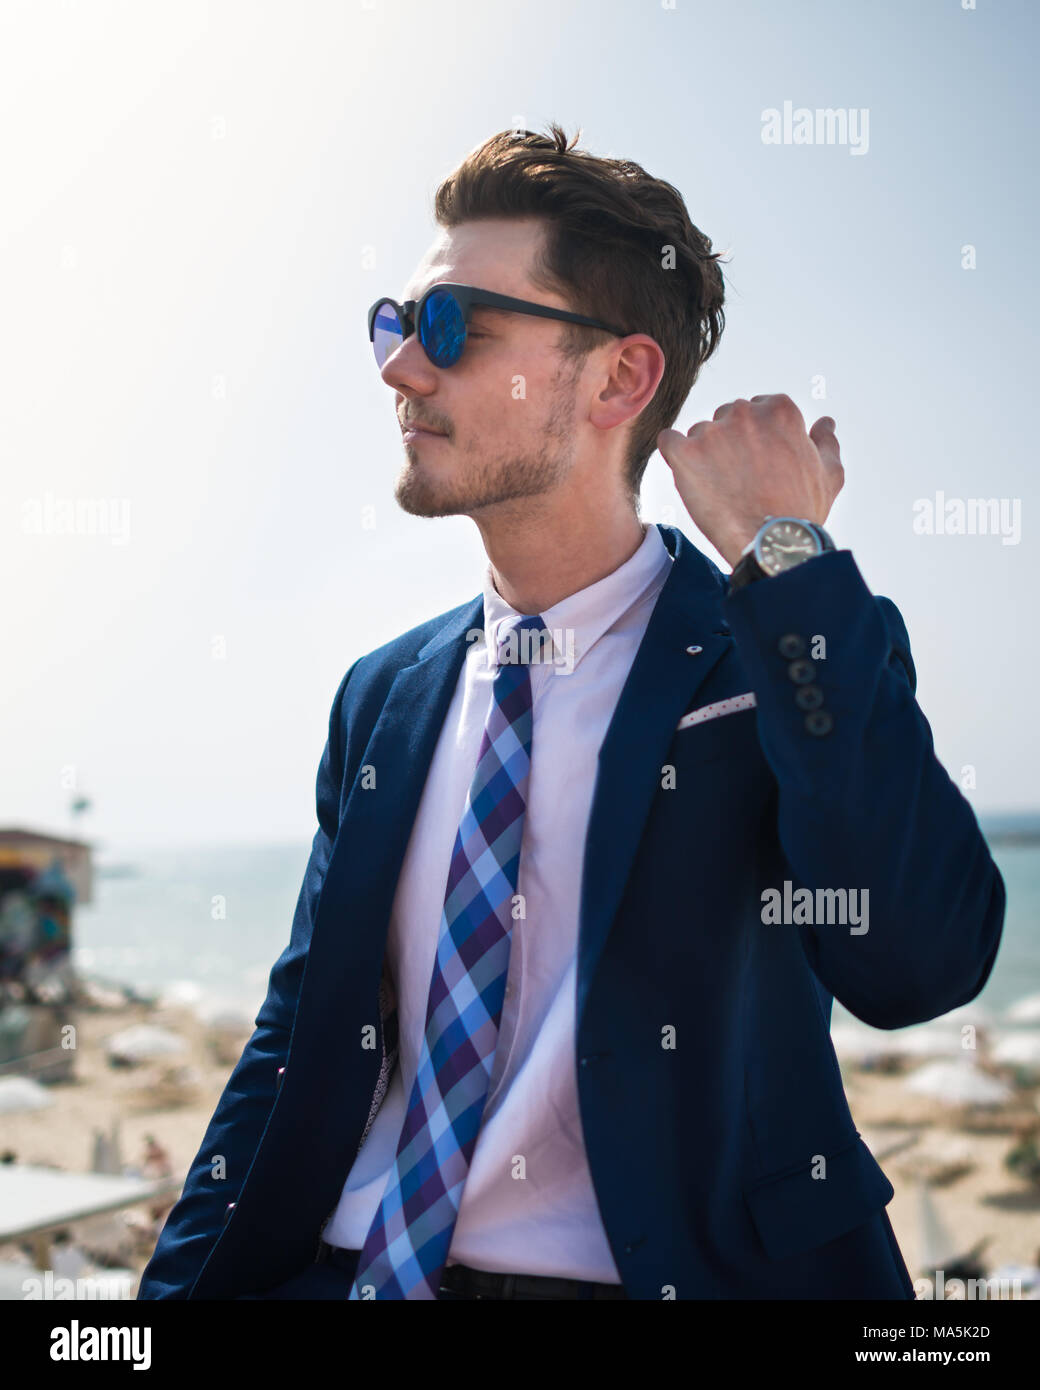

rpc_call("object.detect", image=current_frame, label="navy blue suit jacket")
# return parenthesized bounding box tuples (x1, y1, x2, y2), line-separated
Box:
(137, 524, 1005, 1300)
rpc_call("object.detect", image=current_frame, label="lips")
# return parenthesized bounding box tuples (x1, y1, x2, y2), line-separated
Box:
(400, 414, 444, 436)
(402, 422, 446, 437)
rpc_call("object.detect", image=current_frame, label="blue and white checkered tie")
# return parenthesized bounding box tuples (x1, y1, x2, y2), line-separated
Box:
(348, 613, 548, 1299)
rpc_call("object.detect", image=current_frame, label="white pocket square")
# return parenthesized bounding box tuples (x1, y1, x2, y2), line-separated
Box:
(676, 692, 756, 730)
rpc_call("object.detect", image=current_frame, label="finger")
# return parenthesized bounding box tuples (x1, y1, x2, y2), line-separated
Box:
(658, 422, 707, 458)
(656, 427, 683, 454)
(712, 400, 743, 421)
(657, 427, 696, 460)
(809, 416, 840, 465)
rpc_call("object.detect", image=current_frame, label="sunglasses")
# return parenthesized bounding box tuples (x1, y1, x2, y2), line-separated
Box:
(368, 282, 629, 370)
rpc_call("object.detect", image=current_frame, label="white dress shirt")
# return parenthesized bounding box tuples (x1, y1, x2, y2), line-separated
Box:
(323, 520, 674, 1280)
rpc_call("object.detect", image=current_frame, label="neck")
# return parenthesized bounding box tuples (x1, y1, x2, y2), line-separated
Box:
(475, 495, 647, 614)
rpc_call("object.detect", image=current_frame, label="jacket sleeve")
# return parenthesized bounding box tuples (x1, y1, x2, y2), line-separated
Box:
(723, 549, 1006, 1031)
(136, 661, 358, 1298)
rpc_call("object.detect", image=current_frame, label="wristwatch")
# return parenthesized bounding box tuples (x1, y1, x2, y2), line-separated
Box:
(727, 516, 835, 594)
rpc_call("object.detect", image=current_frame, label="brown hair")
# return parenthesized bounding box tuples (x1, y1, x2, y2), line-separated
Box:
(433, 123, 727, 506)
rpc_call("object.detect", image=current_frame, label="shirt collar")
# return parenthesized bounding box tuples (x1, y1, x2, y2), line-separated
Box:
(481, 522, 672, 673)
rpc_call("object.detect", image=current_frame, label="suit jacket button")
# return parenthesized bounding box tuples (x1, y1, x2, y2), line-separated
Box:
(804, 710, 834, 736)
(787, 658, 816, 685)
(778, 633, 806, 659)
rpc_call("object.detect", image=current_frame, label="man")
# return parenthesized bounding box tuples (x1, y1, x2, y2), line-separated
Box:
(138, 125, 1005, 1301)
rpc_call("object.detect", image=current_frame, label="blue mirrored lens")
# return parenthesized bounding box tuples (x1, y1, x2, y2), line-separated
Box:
(419, 289, 466, 367)
(372, 301, 403, 367)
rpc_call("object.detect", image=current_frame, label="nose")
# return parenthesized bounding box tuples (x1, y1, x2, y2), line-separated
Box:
(380, 330, 436, 393)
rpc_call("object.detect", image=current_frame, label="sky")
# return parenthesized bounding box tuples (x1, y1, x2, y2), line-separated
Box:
(1, 0, 1037, 853)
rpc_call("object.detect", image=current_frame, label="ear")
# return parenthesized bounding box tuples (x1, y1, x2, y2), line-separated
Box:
(591, 335, 665, 430)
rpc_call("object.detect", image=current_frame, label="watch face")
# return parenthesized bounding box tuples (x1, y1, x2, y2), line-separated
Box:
(755, 519, 820, 576)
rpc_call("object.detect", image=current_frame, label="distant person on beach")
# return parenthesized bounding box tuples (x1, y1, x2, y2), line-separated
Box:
(141, 1135, 173, 1181)
(141, 1135, 175, 1224)
(138, 124, 1006, 1301)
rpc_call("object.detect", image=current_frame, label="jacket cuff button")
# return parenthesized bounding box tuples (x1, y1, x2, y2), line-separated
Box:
(794, 684, 824, 711)
(778, 633, 806, 658)
(787, 658, 816, 684)
(804, 710, 834, 736)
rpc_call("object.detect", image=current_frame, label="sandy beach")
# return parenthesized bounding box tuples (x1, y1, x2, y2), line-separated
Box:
(841, 1063, 1040, 1277)
(3, 996, 1039, 1295)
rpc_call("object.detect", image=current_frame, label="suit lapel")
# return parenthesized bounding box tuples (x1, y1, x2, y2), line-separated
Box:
(575, 524, 732, 1029)
(340, 599, 481, 885)
(312, 598, 483, 1010)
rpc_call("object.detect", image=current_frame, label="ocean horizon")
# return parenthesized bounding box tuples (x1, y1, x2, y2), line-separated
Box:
(72, 825, 1040, 1039)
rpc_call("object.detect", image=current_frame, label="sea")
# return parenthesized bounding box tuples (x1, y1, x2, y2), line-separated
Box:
(74, 822, 1040, 1036)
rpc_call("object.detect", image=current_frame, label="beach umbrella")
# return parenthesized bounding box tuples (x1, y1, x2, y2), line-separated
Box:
(157, 980, 203, 1009)
(0, 1076, 54, 1115)
(1006, 993, 1040, 1025)
(903, 1059, 1013, 1106)
(990, 1031, 1040, 1067)
(105, 1024, 187, 1065)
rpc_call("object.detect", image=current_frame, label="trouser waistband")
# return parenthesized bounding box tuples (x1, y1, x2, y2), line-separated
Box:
(317, 1241, 628, 1300)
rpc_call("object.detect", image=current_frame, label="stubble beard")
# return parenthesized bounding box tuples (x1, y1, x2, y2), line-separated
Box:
(393, 366, 580, 519)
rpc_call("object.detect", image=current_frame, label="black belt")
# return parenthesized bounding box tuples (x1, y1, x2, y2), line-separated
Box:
(318, 1242, 628, 1300)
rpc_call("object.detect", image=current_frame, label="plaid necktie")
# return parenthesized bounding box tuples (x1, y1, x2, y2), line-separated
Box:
(348, 612, 549, 1299)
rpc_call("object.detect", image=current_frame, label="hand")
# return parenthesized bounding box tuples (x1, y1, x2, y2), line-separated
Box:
(656, 394, 844, 568)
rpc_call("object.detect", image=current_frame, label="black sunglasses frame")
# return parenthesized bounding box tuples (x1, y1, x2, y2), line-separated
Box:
(368, 281, 631, 367)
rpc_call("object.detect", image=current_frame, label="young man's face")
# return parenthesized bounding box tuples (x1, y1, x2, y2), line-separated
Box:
(381, 217, 595, 519)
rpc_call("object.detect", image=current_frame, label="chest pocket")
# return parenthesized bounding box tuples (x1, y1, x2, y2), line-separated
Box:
(670, 703, 761, 766)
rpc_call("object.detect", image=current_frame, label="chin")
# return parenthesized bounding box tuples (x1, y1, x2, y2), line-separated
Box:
(394, 473, 464, 519)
